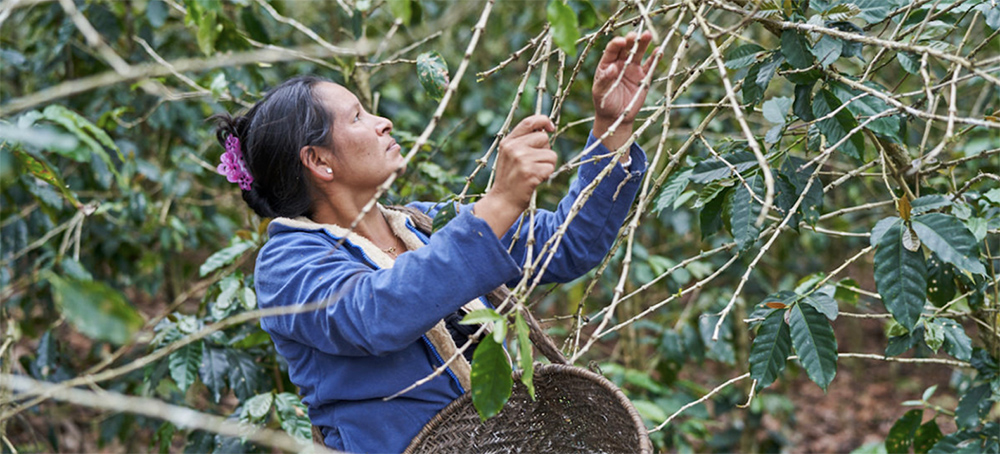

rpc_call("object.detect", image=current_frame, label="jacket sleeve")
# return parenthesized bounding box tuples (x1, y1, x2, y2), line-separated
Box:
(410, 132, 647, 285)
(255, 211, 521, 357)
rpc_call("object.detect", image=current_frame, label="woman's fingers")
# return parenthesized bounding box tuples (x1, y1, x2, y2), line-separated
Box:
(509, 114, 555, 139)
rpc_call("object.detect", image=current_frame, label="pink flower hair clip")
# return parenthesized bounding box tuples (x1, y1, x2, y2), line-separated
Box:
(217, 134, 253, 191)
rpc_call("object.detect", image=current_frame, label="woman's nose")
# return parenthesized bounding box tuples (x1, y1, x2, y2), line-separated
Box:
(376, 115, 393, 135)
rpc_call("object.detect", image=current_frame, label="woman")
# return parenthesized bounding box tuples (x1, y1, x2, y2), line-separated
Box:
(215, 32, 656, 453)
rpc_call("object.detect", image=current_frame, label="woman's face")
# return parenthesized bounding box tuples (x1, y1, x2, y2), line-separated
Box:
(314, 82, 404, 189)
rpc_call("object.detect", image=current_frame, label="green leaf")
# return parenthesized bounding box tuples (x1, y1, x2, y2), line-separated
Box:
(199, 238, 254, 277)
(763, 96, 793, 124)
(432, 201, 456, 232)
(871, 216, 901, 247)
(836, 278, 861, 306)
(13, 150, 81, 208)
(242, 393, 274, 421)
(743, 60, 766, 105)
(460, 308, 503, 325)
(886, 325, 923, 357)
(749, 309, 792, 389)
(922, 319, 944, 353)
(886, 409, 923, 453)
(788, 303, 838, 391)
(955, 384, 990, 430)
(756, 53, 785, 90)
(416, 51, 450, 101)
(928, 430, 979, 454)
(40, 105, 125, 188)
(470, 336, 512, 421)
(781, 30, 814, 69)
(812, 35, 843, 66)
(727, 172, 766, 251)
(514, 311, 535, 400)
(829, 81, 901, 141)
(778, 156, 823, 227)
(168, 340, 203, 392)
(804, 291, 838, 321)
(653, 168, 693, 214)
(200, 347, 229, 403)
(226, 350, 263, 401)
(874, 220, 927, 331)
(632, 400, 667, 424)
(724, 44, 766, 69)
(547, 0, 580, 57)
(913, 420, 944, 454)
(48, 275, 144, 346)
(812, 89, 866, 161)
(898, 52, 921, 74)
(939, 318, 972, 361)
(794, 83, 816, 122)
(823, 3, 861, 21)
(911, 194, 951, 214)
(852, 0, 895, 23)
(700, 187, 728, 240)
(693, 180, 733, 209)
(690, 151, 758, 183)
(911, 213, 987, 276)
(387, 0, 413, 25)
(274, 392, 308, 421)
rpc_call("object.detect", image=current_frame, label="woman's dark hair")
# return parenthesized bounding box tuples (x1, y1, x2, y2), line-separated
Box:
(213, 76, 334, 218)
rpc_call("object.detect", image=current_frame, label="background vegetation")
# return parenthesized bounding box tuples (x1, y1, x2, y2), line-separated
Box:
(1, 0, 998, 452)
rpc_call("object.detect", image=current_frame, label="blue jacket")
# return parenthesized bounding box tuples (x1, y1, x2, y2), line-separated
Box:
(255, 134, 646, 453)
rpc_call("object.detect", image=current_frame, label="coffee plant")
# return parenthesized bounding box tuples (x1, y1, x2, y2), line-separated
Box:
(1, 0, 997, 452)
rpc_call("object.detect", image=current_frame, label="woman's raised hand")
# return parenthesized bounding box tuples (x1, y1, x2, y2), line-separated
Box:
(474, 115, 557, 238)
(592, 31, 658, 153)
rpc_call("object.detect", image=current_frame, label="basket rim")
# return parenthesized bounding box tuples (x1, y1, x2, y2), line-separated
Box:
(403, 363, 653, 454)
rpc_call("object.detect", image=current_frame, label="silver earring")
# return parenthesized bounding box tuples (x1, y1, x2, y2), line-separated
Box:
(325, 168, 333, 174)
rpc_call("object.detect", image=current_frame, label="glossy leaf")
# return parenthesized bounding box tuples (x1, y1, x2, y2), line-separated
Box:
(804, 291, 838, 321)
(793, 83, 816, 122)
(898, 51, 920, 74)
(886, 409, 922, 453)
(460, 308, 503, 325)
(830, 81, 901, 141)
(227, 349, 264, 400)
(471, 336, 512, 421)
(763, 96, 793, 124)
(168, 340, 203, 392)
(913, 420, 944, 454)
(874, 220, 927, 331)
(749, 309, 791, 389)
(200, 347, 230, 403)
(822, 3, 861, 21)
(547, 0, 579, 57)
(432, 201, 457, 232)
(852, 0, 895, 23)
(14, 150, 80, 207)
(514, 311, 535, 400)
(199, 238, 254, 277)
(928, 430, 979, 454)
(242, 393, 274, 421)
(727, 172, 766, 251)
(48, 275, 144, 346)
(955, 384, 990, 430)
(811, 35, 842, 66)
(922, 319, 944, 353)
(724, 43, 766, 69)
(939, 318, 972, 361)
(911, 213, 987, 276)
(700, 188, 728, 239)
(885, 325, 923, 357)
(927, 252, 957, 306)
(653, 168, 693, 214)
(690, 151, 759, 183)
(781, 30, 813, 69)
(812, 89, 866, 161)
(416, 51, 450, 101)
(789, 303, 838, 391)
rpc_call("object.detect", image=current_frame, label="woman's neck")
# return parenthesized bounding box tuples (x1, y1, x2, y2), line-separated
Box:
(309, 191, 398, 249)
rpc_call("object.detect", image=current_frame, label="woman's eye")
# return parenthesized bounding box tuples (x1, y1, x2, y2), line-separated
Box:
(354, 113, 360, 122)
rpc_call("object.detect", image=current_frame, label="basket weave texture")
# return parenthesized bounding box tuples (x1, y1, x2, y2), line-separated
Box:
(403, 363, 652, 454)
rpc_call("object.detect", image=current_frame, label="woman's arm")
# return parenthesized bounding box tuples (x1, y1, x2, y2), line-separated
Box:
(254, 212, 520, 357)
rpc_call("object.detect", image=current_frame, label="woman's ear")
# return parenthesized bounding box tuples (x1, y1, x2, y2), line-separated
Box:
(300, 146, 335, 181)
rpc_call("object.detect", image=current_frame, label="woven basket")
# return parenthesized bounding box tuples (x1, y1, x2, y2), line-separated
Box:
(403, 363, 652, 454)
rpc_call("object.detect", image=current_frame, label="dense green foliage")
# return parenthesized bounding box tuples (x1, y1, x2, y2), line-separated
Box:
(2, 0, 998, 452)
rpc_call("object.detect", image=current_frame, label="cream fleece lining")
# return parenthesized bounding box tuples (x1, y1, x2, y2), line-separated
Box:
(272, 205, 481, 391)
